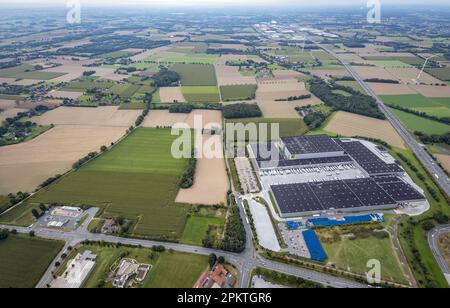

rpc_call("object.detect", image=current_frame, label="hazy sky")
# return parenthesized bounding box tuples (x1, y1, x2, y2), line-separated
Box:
(2, 0, 450, 7)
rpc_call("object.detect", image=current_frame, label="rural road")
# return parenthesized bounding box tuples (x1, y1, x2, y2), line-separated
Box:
(0, 217, 366, 288)
(317, 43, 450, 199)
(428, 225, 450, 285)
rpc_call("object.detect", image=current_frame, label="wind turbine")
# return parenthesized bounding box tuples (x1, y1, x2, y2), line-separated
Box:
(415, 54, 438, 84)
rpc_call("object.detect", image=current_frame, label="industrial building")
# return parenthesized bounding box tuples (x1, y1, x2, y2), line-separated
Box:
(248, 135, 426, 218)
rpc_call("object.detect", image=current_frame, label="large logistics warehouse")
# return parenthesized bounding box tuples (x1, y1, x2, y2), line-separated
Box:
(248, 135, 426, 218)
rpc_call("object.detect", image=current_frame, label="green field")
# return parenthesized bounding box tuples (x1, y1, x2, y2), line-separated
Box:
(0, 235, 64, 288)
(368, 60, 412, 68)
(220, 84, 257, 101)
(144, 53, 218, 65)
(28, 128, 192, 240)
(318, 228, 409, 284)
(65, 244, 208, 288)
(425, 67, 450, 81)
(108, 84, 142, 99)
(0, 64, 66, 80)
(181, 215, 225, 245)
(100, 50, 136, 59)
(363, 55, 424, 66)
(335, 81, 365, 93)
(181, 86, 220, 103)
(61, 77, 115, 92)
(389, 107, 450, 135)
(226, 118, 309, 142)
(171, 63, 217, 86)
(381, 94, 450, 117)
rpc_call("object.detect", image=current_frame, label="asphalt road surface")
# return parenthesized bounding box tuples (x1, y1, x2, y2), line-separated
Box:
(428, 225, 450, 285)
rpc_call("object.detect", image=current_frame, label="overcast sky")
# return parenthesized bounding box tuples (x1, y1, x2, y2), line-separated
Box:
(1, 0, 450, 7)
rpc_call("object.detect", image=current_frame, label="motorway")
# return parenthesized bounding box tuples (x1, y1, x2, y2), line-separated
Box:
(428, 225, 450, 285)
(317, 44, 450, 198)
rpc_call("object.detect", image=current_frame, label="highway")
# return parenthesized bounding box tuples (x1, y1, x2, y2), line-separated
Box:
(428, 225, 450, 285)
(317, 43, 450, 198)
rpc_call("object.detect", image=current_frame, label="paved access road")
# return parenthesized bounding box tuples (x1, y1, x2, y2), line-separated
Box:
(317, 44, 450, 198)
(0, 217, 365, 289)
(428, 225, 450, 284)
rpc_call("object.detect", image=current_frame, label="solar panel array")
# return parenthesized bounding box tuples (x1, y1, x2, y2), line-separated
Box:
(271, 177, 424, 215)
(374, 176, 425, 201)
(336, 140, 403, 175)
(282, 135, 343, 155)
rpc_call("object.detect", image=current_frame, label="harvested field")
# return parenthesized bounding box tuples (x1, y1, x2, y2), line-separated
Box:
(272, 70, 305, 80)
(32, 106, 140, 127)
(325, 111, 405, 148)
(385, 67, 442, 85)
(435, 154, 450, 175)
(142, 110, 223, 130)
(142, 110, 190, 128)
(215, 65, 256, 86)
(409, 85, 450, 98)
(130, 46, 171, 61)
(352, 66, 398, 81)
(308, 69, 351, 80)
(257, 96, 321, 119)
(0, 125, 128, 194)
(176, 135, 229, 205)
(0, 99, 17, 110)
(368, 83, 418, 95)
(0, 108, 28, 124)
(46, 90, 84, 100)
(159, 87, 186, 103)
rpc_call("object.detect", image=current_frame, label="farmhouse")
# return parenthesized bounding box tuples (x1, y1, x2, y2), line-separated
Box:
(194, 264, 236, 289)
(112, 258, 151, 288)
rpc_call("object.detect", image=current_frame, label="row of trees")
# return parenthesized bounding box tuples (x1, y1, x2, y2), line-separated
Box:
(152, 69, 181, 87)
(222, 103, 262, 119)
(415, 131, 450, 146)
(390, 104, 450, 125)
(275, 94, 311, 102)
(180, 151, 197, 189)
(219, 195, 246, 253)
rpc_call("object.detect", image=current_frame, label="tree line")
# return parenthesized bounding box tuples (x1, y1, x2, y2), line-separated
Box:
(308, 78, 385, 120)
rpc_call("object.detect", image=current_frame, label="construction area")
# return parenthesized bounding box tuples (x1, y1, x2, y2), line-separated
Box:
(51, 251, 97, 288)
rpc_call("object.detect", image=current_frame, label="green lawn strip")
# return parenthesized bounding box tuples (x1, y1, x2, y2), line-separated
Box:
(388, 107, 450, 135)
(180, 215, 225, 245)
(171, 63, 217, 86)
(220, 84, 257, 101)
(142, 251, 208, 288)
(181, 86, 221, 103)
(0, 235, 64, 288)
